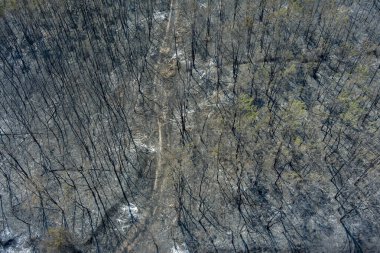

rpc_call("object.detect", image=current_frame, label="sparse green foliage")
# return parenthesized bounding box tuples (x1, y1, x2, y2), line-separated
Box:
(0, 0, 379, 252)
(0, 0, 17, 16)
(238, 94, 258, 122)
(284, 99, 308, 129)
(338, 91, 365, 126)
(284, 63, 297, 76)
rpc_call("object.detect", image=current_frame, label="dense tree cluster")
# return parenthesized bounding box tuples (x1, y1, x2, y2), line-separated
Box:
(0, 0, 379, 252)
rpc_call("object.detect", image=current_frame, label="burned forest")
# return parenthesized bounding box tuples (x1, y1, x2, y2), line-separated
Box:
(0, 0, 380, 252)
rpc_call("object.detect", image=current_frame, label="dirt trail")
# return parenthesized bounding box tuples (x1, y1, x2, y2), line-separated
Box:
(116, 1, 180, 252)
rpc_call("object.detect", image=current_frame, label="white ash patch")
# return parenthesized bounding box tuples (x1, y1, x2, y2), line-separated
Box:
(172, 50, 184, 60)
(0, 229, 33, 253)
(116, 203, 139, 231)
(171, 243, 189, 253)
(154, 11, 168, 22)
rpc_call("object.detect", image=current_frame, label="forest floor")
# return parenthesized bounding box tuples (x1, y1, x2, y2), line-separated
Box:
(116, 1, 183, 252)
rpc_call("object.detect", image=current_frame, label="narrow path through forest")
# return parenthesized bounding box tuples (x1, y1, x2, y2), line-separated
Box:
(116, 1, 180, 252)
